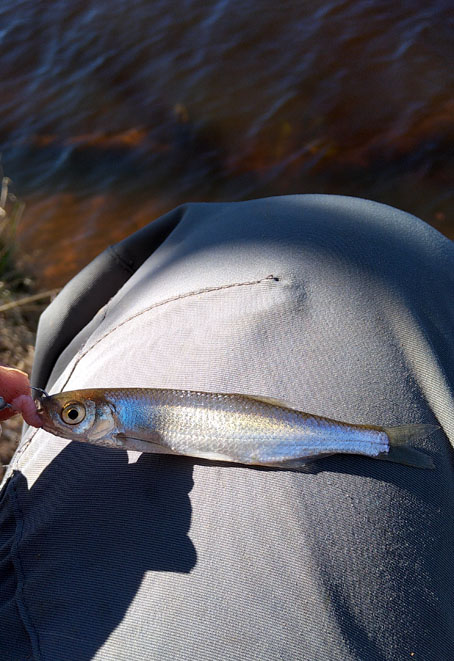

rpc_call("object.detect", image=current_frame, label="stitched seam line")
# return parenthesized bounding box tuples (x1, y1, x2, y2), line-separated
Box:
(1, 276, 277, 660)
(5, 276, 278, 475)
(107, 244, 135, 275)
(61, 275, 277, 390)
(9, 476, 42, 660)
(0, 428, 40, 487)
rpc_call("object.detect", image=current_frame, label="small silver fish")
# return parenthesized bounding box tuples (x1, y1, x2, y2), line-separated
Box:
(35, 388, 437, 469)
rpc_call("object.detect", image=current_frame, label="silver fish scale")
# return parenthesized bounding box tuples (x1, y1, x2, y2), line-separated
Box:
(109, 389, 390, 464)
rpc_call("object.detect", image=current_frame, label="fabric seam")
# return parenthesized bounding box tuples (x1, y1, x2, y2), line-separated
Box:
(60, 275, 278, 390)
(107, 244, 135, 275)
(8, 475, 43, 660)
(1, 428, 40, 486)
(3, 275, 279, 480)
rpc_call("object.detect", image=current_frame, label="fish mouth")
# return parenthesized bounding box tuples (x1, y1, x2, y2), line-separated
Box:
(33, 399, 45, 420)
(31, 386, 50, 414)
(30, 389, 59, 431)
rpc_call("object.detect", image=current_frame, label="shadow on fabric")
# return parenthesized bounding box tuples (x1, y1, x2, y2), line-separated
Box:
(0, 444, 196, 660)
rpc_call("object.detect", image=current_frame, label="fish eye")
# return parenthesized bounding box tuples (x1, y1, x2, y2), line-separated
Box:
(61, 402, 86, 425)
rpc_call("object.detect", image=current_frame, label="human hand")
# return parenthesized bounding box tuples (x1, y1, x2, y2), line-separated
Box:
(0, 366, 43, 427)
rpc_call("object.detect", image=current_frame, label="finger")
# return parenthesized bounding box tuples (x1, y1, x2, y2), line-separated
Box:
(0, 366, 33, 422)
(0, 366, 31, 400)
(11, 394, 43, 428)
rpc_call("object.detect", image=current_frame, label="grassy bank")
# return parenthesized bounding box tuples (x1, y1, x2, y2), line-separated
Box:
(0, 175, 55, 475)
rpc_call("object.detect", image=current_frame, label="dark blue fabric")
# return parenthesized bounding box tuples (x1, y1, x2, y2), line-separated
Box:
(0, 476, 36, 660)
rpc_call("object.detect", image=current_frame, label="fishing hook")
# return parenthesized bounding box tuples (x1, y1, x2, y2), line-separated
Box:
(31, 387, 49, 398)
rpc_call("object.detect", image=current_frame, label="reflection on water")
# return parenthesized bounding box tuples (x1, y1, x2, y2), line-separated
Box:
(1, 0, 453, 286)
(18, 192, 166, 285)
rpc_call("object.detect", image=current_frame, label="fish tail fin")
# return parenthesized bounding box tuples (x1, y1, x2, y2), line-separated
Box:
(378, 423, 439, 469)
(384, 423, 439, 446)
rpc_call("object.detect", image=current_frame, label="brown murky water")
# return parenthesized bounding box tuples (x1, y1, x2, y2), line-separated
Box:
(1, 0, 453, 287)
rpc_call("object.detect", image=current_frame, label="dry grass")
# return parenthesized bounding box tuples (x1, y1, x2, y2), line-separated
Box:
(0, 174, 45, 478)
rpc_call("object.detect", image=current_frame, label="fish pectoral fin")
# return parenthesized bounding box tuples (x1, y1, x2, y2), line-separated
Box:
(114, 432, 176, 455)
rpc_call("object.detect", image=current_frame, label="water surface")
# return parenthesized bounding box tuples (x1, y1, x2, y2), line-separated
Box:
(1, 0, 452, 285)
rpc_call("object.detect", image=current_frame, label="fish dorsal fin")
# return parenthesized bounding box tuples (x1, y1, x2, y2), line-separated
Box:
(238, 393, 302, 412)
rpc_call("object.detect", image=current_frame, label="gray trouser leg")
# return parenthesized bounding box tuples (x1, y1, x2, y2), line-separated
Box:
(1, 195, 453, 660)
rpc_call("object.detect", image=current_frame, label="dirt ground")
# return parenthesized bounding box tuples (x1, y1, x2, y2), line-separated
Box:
(0, 311, 37, 480)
